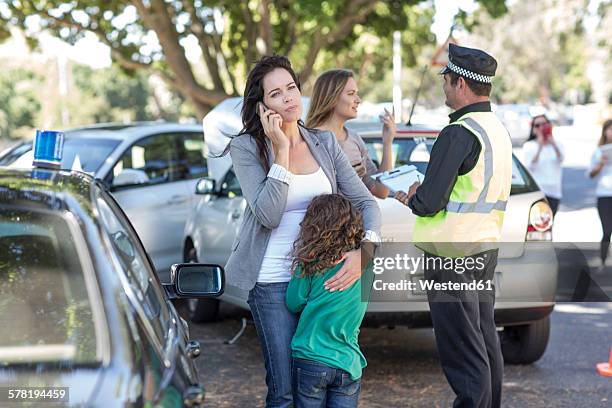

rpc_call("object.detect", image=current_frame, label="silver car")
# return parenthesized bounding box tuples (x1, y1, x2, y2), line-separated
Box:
(184, 99, 558, 364)
(0, 122, 207, 282)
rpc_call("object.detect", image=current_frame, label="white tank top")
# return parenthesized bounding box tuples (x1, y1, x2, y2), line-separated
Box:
(258, 167, 333, 282)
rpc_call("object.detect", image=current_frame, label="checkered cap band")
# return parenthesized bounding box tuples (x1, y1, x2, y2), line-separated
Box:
(446, 61, 493, 84)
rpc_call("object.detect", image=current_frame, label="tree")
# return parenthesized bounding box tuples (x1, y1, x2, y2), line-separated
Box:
(0, 69, 41, 140)
(71, 64, 152, 123)
(595, 0, 611, 105)
(0, 1, 508, 119)
(465, 0, 594, 105)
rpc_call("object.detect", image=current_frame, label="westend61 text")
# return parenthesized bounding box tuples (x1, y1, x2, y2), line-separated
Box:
(373, 279, 494, 292)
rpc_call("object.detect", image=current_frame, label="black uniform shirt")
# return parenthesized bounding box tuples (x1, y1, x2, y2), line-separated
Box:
(408, 101, 492, 217)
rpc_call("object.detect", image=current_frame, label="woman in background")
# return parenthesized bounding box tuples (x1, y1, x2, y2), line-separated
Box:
(588, 119, 612, 273)
(306, 69, 396, 199)
(522, 114, 564, 216)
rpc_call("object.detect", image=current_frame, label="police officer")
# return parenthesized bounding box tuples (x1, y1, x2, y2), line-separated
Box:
(396, 44, 512, 408)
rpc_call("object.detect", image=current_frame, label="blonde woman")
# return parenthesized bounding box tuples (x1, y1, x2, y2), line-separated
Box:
(306, 69, 396, 199)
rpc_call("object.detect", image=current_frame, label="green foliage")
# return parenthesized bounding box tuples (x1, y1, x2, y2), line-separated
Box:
(0, 2, 488, 108)
(0, 69, 41, 139)
(470, 0, 593, 105)
(1, 0, 508, 116)
(71, 64, 152, 123)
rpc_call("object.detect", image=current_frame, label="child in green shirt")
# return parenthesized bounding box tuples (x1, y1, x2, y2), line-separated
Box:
(286, 193, 374, 408)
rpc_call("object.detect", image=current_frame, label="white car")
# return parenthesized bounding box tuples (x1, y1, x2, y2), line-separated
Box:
(183, 98, 558, 365)
(0, 122, 206, 282)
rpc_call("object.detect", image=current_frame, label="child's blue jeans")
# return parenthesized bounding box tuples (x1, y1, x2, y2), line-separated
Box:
(291, 357, 361, 408)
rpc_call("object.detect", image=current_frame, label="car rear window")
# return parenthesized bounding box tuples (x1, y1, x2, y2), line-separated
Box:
(362, 137, 539, 195)
(0, 208, 103, 366)
(1, 138, 120, 174)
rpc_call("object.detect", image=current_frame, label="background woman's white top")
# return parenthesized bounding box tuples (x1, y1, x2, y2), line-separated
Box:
(258, 167, 333, 283)
(588, 146, 612, 197)
(522, 140, 565, 199)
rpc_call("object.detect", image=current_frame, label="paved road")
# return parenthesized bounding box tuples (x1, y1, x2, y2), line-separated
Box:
(189, 126, 612, 407)
(188, 301, 611, 407)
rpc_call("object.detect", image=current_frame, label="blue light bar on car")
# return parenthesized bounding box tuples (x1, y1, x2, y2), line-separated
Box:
(33, 130, 64, 169)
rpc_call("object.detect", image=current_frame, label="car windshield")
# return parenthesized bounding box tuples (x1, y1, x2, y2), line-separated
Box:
(363, 137, 539, 195)
(0, 208, 103, 366)
(1, 138, 120, 174)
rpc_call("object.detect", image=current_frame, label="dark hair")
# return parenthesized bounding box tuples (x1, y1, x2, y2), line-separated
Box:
(599, 119, 612, 147)
(221, 55, 303, 171)
(291, 194, 364, 277)
(526, 114, 551, 142)
(448, 71, 492, 97)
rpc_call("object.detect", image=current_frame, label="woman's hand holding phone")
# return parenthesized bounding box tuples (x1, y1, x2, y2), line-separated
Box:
(258, 102, 289, 150)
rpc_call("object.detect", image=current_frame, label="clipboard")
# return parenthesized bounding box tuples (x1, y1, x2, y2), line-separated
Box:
(373, 165, 424, 194)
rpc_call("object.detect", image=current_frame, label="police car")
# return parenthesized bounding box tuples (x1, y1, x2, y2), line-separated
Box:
(0, 134, 225, 405)
(0, 122, 207, 283)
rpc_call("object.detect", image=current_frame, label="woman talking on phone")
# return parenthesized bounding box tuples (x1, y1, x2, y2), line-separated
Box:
(522, 114, 565, 215)
(306, 69, 397, 199)
(223, 56, 381, 407)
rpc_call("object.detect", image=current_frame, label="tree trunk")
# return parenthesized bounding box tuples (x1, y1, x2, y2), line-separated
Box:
(132, 0, 227, 117)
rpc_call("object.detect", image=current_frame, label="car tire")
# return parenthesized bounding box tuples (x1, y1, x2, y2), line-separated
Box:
(183, 244, 220, 323)
(500, 316, 550, 364)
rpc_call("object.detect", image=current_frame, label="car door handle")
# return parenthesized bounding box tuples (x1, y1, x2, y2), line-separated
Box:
(186, 340, 201, 359)
(231, 210, 241, 220)
(167, 195, 189, 205)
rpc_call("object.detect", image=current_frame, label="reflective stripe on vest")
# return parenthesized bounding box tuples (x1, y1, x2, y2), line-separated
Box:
(445, 116, 508, 214)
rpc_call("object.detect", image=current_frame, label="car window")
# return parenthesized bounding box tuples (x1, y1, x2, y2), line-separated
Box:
(221, 169, 243, 198)
(0, 143, 33, 166)
(1, 139, 120, 173)
(178, 132, 209, 180)
(363, 137, 539, 195)
(364, 138, 434, 176)
(94, 188, 170, 343)
(510, 155, 539, 194)
(0, 208, 103, 365)
(110, 133, 181, 188)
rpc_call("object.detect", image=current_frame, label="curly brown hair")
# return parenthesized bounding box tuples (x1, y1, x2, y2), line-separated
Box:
(291, 194, 364, 277)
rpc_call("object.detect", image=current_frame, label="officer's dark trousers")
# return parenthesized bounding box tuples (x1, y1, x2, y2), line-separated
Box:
(424, 249, 503, 408)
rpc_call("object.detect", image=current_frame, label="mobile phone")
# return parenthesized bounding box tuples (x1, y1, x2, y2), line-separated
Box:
(256, 102, 268, 116)
(542, 123, 552, 140)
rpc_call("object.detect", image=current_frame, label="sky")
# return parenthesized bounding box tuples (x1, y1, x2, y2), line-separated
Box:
(431, 0, 479, 40)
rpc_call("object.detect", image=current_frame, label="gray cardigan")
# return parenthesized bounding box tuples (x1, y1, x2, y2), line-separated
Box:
(226, 126, 382, 291)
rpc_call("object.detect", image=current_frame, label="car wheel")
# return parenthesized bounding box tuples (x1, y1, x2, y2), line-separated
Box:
(184, 244, 220, 323)
(500, 316, 550, 364)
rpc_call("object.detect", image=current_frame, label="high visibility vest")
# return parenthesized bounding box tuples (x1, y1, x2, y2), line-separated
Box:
(412, 111, 513, 257)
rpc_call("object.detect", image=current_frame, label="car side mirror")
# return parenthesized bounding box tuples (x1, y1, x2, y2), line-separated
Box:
(169, 263, 224, 298)
(195, 177, 216, 195)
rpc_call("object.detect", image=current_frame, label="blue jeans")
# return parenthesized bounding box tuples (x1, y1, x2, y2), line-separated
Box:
(248, 282, 299, 408)
(292, 358, 361, 408)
